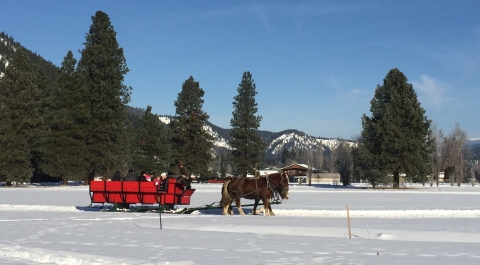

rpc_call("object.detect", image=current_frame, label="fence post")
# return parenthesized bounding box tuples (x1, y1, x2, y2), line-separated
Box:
(346, 205, 351, 239)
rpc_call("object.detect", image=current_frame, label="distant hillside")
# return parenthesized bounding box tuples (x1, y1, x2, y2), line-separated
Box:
(0, 32, 58, 82)
(125, 106, 353, 161)
(467, 141, 480, 158)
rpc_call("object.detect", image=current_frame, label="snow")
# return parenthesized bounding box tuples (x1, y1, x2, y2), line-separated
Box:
(268, 132, 318, 154)
(158, 116, 171, 125)
(1, 183, 480, 264)
(203, 125, 229, 149)
(156, 116, 361, 153)
(158, 116, 230, 149)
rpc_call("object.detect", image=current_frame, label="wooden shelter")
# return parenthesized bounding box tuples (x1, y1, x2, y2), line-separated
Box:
(281, 164, 313, 176)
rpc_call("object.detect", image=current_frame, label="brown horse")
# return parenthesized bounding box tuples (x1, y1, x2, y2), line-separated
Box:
(220, 172, 289, 216)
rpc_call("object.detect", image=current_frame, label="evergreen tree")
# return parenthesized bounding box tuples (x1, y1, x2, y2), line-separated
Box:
(43, 51, 88, 185)
(133, 106, 171, 174)
(30, 66, 50, 175)
(0, 49, 41, 184)
(77, 11, 132, 181)
(229, 71, 266, 176)
(170, 76, 214, 177)
(359, 68, 432, 188)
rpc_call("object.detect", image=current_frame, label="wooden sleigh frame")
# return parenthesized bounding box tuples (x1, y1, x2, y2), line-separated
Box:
(89, 179, 195, 207)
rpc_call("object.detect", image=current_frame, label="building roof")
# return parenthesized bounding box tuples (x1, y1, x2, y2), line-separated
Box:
(281, 163, 317, 171)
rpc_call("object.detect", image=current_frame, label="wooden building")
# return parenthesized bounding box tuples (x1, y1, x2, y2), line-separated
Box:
(281, 164, 313, 177)
(282, 163, 340, 184)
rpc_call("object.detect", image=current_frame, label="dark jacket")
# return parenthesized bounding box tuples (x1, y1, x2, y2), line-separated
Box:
(174, 165, 191, 178)
(111, 171, 122, 181)
(124, 171, 136, 181)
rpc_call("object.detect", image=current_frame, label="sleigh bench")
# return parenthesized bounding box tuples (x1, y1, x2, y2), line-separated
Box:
(89, 179, 195, 206)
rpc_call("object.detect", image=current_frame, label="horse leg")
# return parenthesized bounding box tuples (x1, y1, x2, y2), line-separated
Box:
(256, 206, 265, 215)
(268, 204, 275, 216)
(263, 197, 271, 216)
(236, 197, 245, 215)
(222, 200, 231, 215)
(221, 194, 233, 215)
(221, 180, 235, 215)
(253, 198, 259, 215)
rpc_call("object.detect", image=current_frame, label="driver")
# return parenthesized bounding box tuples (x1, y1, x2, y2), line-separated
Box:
(174, 159, 192, 189)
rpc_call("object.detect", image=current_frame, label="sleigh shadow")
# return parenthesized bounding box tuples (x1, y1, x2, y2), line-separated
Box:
(303, 183, 368, 190)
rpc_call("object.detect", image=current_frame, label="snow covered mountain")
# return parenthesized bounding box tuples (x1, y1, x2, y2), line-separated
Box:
(264, 130, 353, 156)
(157, 115, 354, 158)
(0, 34, 15, 78)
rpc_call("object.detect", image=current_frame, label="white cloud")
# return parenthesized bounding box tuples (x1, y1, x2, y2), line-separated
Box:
(412, 75, 447, 109)
(321, 74, 342, 90)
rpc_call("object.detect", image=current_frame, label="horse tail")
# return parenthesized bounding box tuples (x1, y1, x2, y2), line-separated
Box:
(220, 180, 232, 206)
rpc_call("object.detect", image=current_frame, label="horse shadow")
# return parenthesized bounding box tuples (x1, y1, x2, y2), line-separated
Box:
(190, 207, 225, 215)
(296, 183, 369, 190)
(191, 206, 265, 215)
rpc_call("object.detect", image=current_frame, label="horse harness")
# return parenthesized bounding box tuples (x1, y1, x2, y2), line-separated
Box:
(266, 175, 286, 201)
(228, 175, 283, 201)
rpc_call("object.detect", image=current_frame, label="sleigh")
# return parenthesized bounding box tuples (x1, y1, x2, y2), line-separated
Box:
(88, 179, 195, 210)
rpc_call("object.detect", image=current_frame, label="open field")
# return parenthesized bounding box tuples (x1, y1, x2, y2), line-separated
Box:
(1, 183, 480, 264)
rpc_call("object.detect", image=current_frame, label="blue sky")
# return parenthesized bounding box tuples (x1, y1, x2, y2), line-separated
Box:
(3, 1, 479, 139)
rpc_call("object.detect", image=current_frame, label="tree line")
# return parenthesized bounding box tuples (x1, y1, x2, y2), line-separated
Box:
(0, 11, 265, 185)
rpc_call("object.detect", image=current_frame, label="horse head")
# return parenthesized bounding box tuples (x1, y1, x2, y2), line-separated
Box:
(267, 172, 289, 200)
(279, 172, 290, 199)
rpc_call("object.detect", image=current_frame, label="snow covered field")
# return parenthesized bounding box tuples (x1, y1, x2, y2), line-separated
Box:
(1, 183, 480, 264)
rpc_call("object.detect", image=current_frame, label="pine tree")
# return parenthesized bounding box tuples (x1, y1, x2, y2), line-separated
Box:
(0, 49, 41, 184)
(170, 76, 214, 177)
(133, 106, 171, 174)
(77, 11, 132, 181)
(230, 71, 266, 176)
(359, 68, 432, 188)
(43, 51, 88, 185)
(30, 66, 50, 175)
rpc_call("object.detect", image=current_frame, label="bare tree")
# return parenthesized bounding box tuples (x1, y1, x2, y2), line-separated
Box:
(473, 161, 480, 186)
(430, 127, 444, 187)
(467, 156, 478, 187)
(307, 149, 313, 186)
(316, 141, 323, 172)
(441, 123, 467, 186)
(329, 146, 338, 175)
(334, 141, 353, 186)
